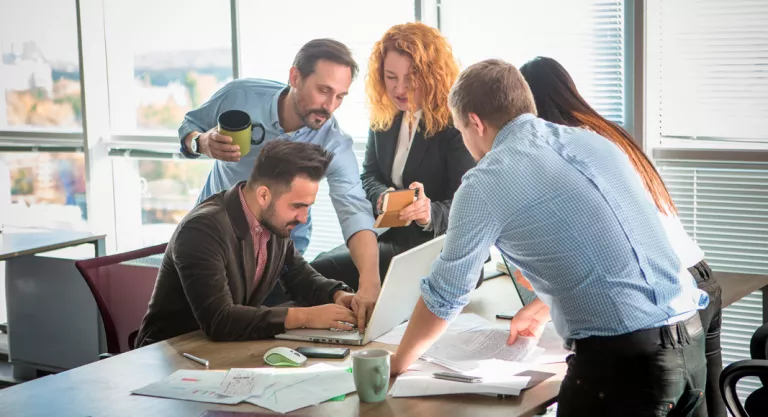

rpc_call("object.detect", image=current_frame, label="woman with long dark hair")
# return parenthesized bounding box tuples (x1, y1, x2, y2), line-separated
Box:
(519, 56, 724, 417)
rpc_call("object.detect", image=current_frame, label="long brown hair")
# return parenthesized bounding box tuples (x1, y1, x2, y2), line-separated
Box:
(519, 56, 676, 216)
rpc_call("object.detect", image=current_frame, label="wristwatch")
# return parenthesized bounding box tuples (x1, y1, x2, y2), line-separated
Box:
(190, 134, 201, 155)
(179, 133, 202, 159)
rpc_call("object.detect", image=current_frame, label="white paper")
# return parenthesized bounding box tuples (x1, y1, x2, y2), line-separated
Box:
(389, 359, 531, 398)
(424, 327, 540, 367)
(242, 365, 356, 414)
(218, 368, 267, 397)
(532, 323, 571, 364)
(132, 370, 247, 405)
(375, 313, 491, 346)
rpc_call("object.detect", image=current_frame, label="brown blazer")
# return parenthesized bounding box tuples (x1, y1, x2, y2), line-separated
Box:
(136, 182, 351, 347)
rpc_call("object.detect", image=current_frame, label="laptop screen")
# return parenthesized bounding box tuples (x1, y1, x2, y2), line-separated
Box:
(502, 256, 537, 307)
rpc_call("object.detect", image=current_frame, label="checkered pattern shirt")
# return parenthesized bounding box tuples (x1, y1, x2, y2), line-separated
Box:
(238, 185, 271, 289)
(420, 114, 708, 341)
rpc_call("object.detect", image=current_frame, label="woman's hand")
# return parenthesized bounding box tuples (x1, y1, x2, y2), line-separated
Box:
(399, 182, 431, 226)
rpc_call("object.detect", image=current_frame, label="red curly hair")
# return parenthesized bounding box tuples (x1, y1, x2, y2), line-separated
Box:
(366, 23, 459, 137)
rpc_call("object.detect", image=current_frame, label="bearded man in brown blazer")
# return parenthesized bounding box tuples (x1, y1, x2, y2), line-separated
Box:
(136, 140, 357, 347)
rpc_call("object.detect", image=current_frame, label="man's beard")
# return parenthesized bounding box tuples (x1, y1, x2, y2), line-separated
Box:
(293, 94, 330, 130)
(260, 202, 300, 238)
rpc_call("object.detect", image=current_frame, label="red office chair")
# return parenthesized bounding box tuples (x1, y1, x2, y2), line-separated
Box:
(75, 243, 167, 356)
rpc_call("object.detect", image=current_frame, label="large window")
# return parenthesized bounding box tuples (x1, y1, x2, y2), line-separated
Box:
(647, 0, 768, 399)
(103, 0, 233, 133)
(0, 152, 87, 229)
(0, 0, 82, 130)
(238, 0, 416, 142)
(238, 0, 415, 258)
(112, 157, 214, 250)
(441, 0, 627, 124)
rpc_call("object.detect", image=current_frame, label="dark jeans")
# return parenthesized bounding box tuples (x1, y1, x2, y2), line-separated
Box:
(558, 314, 707, 416)
(688, 260, 726, 417)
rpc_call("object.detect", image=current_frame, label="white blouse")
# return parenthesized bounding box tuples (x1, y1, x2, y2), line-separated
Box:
(391, 110, 422, 188)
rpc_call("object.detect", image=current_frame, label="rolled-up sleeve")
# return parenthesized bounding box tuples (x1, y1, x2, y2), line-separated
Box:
(178, 80, 250, 146)
(325, 137, 376, 243)
(420, 181, 501, 320)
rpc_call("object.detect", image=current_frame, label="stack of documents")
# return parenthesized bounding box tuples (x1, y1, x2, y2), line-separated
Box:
(377, 313, 570, 368)
(389, 359, 531, 397)
(423, 328, 543, 372)
(382, 314, 570, 398)
(132, 364, 355, 414)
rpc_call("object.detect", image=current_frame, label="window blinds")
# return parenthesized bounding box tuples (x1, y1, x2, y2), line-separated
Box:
(657, 158, 768, 398)
(657, 0, 768, 142)
(440, 0, 626, 124)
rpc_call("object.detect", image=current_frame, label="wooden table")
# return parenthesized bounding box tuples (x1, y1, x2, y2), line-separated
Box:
(1, 268, 765, 417)
(0, 277, 564, 417)
(718, 271, 768, 320)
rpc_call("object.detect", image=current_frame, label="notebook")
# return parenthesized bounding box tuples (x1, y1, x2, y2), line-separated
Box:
(373, 188, 417, 228)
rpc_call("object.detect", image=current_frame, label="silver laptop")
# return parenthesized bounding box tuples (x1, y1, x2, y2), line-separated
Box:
(275, 235, 447, 345)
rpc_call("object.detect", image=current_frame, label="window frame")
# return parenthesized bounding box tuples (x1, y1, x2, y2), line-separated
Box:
(3, 0, 637, 254)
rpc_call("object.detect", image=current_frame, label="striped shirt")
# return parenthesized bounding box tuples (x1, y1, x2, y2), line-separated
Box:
(420, 114, 708, 341)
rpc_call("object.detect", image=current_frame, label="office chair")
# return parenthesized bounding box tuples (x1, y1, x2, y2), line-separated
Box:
(720, 322, 768, 416)
(75, 243, 167, 356)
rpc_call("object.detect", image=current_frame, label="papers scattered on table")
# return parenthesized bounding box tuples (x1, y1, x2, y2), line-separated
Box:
(375, 313, 491, 346)
(131, 369, 246, 405)
(244, 365, 356, 413)
(534, 323, 571, 364)
(132, 363, 355, 413)
(424, 327, 541, 368)
(389, 359, 531, 398)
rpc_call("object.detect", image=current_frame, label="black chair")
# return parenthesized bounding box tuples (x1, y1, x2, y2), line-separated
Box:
(720, 323, 768, 416)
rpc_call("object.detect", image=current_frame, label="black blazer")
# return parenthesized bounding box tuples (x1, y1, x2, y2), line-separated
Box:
(361, 112, 476, 245)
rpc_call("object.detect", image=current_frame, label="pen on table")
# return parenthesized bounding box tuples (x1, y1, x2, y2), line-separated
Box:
(183, 352, 209, 367)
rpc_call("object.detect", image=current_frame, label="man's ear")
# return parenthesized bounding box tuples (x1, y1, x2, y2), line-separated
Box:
(288, 67, 301, 89)
(468, 113, 485, 137)
(256, 185, 271, 206)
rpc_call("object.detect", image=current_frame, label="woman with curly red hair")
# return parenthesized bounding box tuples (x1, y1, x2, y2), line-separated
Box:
(310, 22, 477, 289)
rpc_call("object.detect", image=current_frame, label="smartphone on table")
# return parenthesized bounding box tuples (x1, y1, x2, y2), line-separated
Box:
(295, 346, 350, 359)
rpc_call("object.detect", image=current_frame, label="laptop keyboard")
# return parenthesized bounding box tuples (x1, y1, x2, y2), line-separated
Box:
(330, 322, 359, 333)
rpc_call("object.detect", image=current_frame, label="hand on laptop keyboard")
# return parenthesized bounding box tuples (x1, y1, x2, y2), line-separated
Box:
(330, 322, 359, 332)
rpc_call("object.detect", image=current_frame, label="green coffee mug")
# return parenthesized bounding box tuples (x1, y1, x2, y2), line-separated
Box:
(217, 109, 266, 156)
(352, 349, 390, 403)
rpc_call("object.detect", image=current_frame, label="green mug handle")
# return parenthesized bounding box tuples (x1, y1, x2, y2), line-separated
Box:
(372, 365, 386, 395)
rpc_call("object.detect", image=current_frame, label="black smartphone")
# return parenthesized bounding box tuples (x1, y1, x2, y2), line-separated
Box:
(295, 347, 350, 359)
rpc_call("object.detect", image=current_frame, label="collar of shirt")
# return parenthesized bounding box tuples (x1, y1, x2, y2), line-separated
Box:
(406, 109, 423, 132)
(492, 113, 538, 151)
(268, 86, 289, 131)
(237, 184, 270, 241)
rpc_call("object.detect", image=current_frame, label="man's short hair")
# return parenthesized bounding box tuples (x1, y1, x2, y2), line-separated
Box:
(293, 38, 359, 80)
(448, 59, 537, 130)
(247, 141, 333, 193)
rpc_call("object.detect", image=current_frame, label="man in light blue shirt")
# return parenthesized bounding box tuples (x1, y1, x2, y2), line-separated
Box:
(177, 39, 380, 330)
(390, 60, 708, 415)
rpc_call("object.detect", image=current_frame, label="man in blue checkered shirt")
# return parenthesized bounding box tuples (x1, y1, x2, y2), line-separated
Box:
(390, 59, 709, 416)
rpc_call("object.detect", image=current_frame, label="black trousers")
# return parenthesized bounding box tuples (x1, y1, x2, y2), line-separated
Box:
(558, 314, 707, 416)
(688, 260, 726, 417)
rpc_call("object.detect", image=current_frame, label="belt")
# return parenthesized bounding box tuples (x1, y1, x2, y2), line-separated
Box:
(572, 313, 703, 355)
